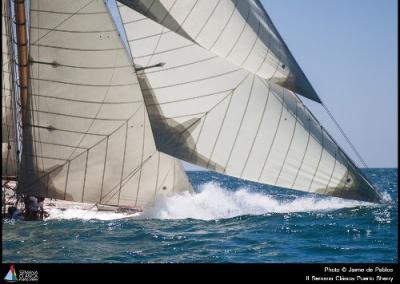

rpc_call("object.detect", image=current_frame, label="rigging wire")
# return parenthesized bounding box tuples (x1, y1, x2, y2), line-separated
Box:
(321, 102, 369, 169)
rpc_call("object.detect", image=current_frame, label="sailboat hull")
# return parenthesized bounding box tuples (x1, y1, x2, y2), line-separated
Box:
(96, 204, 142, 214)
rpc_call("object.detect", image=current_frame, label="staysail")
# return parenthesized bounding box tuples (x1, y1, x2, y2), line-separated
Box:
(117, 1, 382, 203)
(18, 0, 192, 209)
(2, 0, 18, 178)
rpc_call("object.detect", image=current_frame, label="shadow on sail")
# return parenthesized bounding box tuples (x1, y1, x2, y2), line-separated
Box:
(4, 0, 193, 221)
(116, 0, 382, 204)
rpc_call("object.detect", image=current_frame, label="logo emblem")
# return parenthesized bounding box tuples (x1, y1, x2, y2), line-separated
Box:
(4, 265, 18, 282)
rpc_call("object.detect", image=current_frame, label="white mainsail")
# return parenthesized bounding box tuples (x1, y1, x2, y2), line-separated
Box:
(117, 0, 382, 203)
(18, 0, 192, 209)
(2, 0, 18, 178)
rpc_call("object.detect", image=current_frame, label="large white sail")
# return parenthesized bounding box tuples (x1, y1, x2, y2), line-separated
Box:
(117, 0, 320, 103)
(117, 1, 381, 203)
(18, 0, 192, 209)
(2, 0, 18, 178)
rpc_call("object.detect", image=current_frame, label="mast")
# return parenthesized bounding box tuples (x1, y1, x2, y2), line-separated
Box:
(15, 0, 29, 127)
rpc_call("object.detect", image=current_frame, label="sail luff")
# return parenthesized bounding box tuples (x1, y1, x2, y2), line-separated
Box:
(18, 0, 192, 209)
(2, 0, 18, 178)
(117, 1, 382, 203)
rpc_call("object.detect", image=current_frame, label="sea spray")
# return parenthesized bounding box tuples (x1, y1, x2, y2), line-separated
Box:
(46, 182, 378, 221)
(141, 182, 376, 220)
(3, 169, 397, 263)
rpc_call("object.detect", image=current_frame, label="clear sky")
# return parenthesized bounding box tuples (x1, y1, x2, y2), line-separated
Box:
(183, 0, 398, 171)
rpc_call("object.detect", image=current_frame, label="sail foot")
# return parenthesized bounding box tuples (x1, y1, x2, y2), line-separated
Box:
(317, 169, 383, 203)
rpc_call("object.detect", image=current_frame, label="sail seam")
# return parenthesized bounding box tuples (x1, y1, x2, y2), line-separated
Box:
(152, 152, 161, 204)
(240, 81, 271, 178)
(239, 20, 261, 66)
(275, 98, 299, 185)
(117, 122, 129, 206)
(21, 103, 145, 193)
(21, 154, 69, 161)
(32, 110, 130, 121)
(133, 43, 193, 59)
(140, 68, 243, 91)
(225, 1, 251, 58)
(209, 0, 238, 50)
(134, 108, 147, 207)
(308, 128, 325, 192)
(224, 74, 256, 172)
(144, 56, 218, 74)
(63, 161, 71, 200)
(31, 140, 87, 150)
(142, 0, 158, 16)
(31, 43, 124, 52)
(127, 30, 173, 42)
(324, 148, 337, 194)
(99, 137, 109, 204)
(120, 17, 147, 25)
(257, 85, 285, 182)
(206, 73, 253, 169)
(30, 77, 137, 87)
(155, 164, 172, 201)
(32, 109, 131, 121)
(31, 93, 142, 104)
(30, 9, 108, 15)
(175, 0, 200, 35)
(144, 88, 233, 106)
(190, 117, 206, 161)
(290, 110, 312, 189)
(99, 152, 156, 206)
(30, 0, 97, 45)
(81, 150, 90, 202)
(193, 0, 222, 40)
(206, 90, 234, 169)
(30, 26, 115, 33)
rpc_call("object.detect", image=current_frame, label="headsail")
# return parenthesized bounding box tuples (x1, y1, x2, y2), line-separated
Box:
(117, 1, 382, 203)
(2, 0, 18, 178)
(117, 0, 320, 103)
(18, 0, 192, 209)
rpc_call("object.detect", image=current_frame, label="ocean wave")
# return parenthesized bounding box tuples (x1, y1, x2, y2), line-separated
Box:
(141, 182, 375, 220)
(45, 182, 383, 221)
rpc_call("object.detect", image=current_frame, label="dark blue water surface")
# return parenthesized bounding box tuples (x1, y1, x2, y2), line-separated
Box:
(2, 169, 397, 263)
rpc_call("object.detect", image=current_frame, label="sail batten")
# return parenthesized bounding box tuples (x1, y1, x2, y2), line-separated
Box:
(18, 0, 192, 208)
(117, 1, 381, 203)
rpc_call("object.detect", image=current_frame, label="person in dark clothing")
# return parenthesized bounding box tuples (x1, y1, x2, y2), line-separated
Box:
(37, 196, 49, 219)
(7, 206, 23, 219)
(24, 196, 41, 221)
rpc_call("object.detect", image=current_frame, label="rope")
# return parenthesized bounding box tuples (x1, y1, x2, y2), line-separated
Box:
(321, 102, 369, 169)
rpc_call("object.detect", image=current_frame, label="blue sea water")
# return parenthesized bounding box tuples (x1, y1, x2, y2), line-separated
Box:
(2, 168, 397, 263)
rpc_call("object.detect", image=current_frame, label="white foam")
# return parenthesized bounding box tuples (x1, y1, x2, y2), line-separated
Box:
(44, 182, 383, 221)
(46, 207, 140, 221)
(380, 191, 393, 203)
(140, 182, 374, 220)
